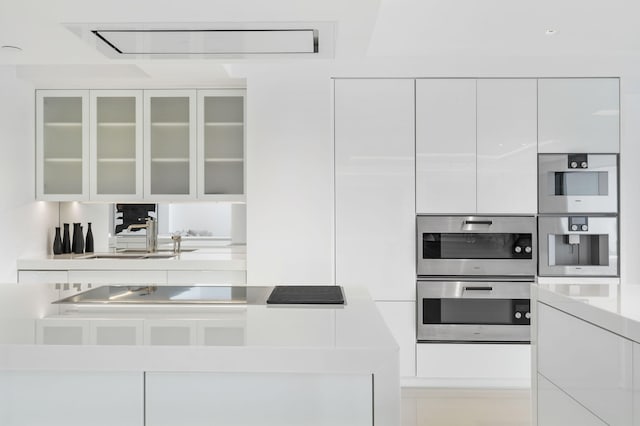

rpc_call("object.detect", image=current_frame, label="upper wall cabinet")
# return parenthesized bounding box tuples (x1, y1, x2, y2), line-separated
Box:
(197, 90, 246, 201)
(36, 90, 90, 201)
(416, 79, 537, 214)
(476, 79, 537, 214)
(538, 78, 620, 153)
(144, 90, 197, 201)
(416, 79, 476, 213)
(90, 90, 143, 201)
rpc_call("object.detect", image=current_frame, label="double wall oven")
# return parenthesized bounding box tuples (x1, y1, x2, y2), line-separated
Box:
(417, 215, 535, 343)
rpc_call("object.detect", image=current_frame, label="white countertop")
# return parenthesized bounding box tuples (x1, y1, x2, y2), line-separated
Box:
(534, 282, 640, 343)
(17, 246, 246, 271)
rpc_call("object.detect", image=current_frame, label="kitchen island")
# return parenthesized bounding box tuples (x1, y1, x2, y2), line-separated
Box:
(532, 282, 639, 426)
(0, 284, 399, 426)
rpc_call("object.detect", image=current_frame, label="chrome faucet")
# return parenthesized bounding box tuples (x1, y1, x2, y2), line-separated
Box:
(126, 217, 158, 253)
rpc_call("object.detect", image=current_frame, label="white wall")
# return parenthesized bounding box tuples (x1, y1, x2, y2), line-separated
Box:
(0, 66, 58, 283)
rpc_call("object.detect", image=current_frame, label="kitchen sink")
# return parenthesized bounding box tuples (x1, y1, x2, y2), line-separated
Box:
(117, 249, 197, 253)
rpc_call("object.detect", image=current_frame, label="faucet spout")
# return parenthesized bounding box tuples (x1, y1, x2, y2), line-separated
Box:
(125, 218, 158, 253)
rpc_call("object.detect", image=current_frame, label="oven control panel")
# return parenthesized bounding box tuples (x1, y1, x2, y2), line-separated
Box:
(513, 301, 531, 325)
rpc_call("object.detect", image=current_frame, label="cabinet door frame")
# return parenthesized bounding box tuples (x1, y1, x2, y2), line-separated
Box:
(143, 89, 197, 201)
(89, 90, 143, 201)
(36, 89, 90, 201)
(196, 88, 246, 202)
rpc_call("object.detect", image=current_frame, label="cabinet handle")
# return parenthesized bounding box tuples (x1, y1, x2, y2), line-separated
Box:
(464, 286, 493, 291)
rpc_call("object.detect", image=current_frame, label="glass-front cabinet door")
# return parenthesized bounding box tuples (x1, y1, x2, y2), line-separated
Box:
(143, 90, 197, 200)
(197, 89, 245, 201)
(90, 90, 143, 200)
(36, 90, 89, 201)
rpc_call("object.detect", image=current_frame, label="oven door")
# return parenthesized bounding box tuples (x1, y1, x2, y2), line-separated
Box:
(538, 215, 618, 276)
(538, 154, 618, 214)
(417, 280, 531, 343)
(417, 216, 536, 277)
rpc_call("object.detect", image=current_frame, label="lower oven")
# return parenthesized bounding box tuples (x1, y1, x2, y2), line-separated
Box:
(417, 279, 531, 343)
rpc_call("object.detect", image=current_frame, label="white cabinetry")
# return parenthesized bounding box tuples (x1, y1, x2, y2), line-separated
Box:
(476, 79, 537, 214)
(90, 90, 143, 200)
(538, 78, 619, 153)
(416, 79, 537, 214)
(36, 90, 89, 201)
(537, 302, 633, 425)
(416, 79, 476, 213)
(376, 301, 416, 377)
(145, 372, 372, 426)
(0, 371, 143, 426)
(197, 89, 246, 201)
(538, 374, 606, 426)
(144, 90, 197, 200)
(334, 79, 415, 301)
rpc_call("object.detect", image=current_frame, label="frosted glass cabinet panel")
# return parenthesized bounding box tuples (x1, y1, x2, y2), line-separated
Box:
(36, 90, 89, 201)
(144, 90, 197, 200)
(197, 90, 246, 201)
(90, 90, 143, 200)
(416, 79, 476, 214)
(538, 78, 619, 153)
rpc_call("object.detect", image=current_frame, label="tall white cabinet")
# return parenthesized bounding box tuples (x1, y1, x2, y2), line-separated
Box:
(334, 79, 416, 376)
(334, 79, 416, 301)
(416, 79, 537, 215)
(415, 79, 476, 213)
(36, 90, 90, 201)
(476, 79, 537, 214)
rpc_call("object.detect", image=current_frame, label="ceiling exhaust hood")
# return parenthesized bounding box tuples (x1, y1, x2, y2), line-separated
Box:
(67, 22, 334, 59)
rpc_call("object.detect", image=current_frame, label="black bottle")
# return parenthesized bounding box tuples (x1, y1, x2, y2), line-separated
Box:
(72, 223, 84, 254)
(85, 222, 94, 253)
(62, 223, 71, 254)
(53, 227, 63, 255)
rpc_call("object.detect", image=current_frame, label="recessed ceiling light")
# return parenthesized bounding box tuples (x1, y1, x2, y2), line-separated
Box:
(1, 45, 22, 52)
(545, 29, 557, 36)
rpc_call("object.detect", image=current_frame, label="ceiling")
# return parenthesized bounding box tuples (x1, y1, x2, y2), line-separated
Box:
(2, 0, 640, 86)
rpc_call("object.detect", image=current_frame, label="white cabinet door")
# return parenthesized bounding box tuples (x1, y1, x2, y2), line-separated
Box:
(538, 78, 620, 153)
(416, 79, 476, 214)
(146, 372, 372, 426)
(633, 342, 640, 426)
(537, 302, 633, 426)
(477, 79, 537, 214)
(36, 90, 90, 201)
(144, 90, 197, 200)
(0, 371, 143, 426)
(376, 301, 416, 377)
(335, 79, 415, 301)
(90, 90, 143, 200)
(196, 89, 246, 201)
(538, 374, 606, 426)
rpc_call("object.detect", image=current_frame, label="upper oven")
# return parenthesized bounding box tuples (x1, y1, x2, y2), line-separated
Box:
(417, 215, 536, 278)
(538, 153, 618, 214)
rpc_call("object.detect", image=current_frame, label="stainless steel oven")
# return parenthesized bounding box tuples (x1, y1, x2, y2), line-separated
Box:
(538, 153, 618, 214)
(417, 215, 536, 277)
(538, 215, 618, 276)
(417, 279, 530, 343)
(416, 215, 535, 343)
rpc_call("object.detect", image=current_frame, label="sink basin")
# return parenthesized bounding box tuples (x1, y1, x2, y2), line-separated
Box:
(79, 253, 176, 260)
(117, 249, 197, 253)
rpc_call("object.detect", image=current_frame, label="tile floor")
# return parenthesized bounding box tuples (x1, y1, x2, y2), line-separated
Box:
(401, 387, 531, 426)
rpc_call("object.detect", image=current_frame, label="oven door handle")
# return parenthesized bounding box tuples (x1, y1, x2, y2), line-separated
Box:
(463, 286, 494, 291)
(463, 220, 493, 226)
